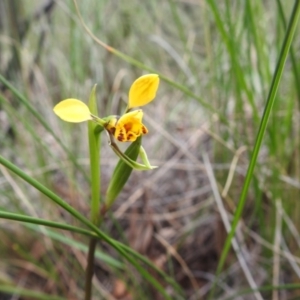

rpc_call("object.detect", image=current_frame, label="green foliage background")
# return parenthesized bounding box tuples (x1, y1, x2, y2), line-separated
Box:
(0, 0, 300, 299)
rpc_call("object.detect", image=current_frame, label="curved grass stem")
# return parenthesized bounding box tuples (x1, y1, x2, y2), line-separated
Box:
(208, 0, 300, 298)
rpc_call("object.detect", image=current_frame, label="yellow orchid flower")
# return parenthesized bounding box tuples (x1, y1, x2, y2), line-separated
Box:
(53, 74, 159, 143)
(53, 74, 159, 170)
(106, 110, 148, 142)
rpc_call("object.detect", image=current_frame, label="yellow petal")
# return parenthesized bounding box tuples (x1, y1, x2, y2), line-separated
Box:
(128, 74, 159, 109)
(53, 99, 92, 123)
(114, 110, 148, 142)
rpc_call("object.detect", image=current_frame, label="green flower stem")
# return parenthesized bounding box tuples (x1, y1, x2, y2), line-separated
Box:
(85, 85, 101, 300)
(0, 154, 172, 299)
(88, 85, 101, 225)
(209, 1, 300, 299)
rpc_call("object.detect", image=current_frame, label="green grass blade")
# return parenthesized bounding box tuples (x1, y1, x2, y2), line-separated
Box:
(207, 0, 258, 122)
(0, 155, 175, 299)
(223, 284, 300, 300)
(0, 73, 89, 181)
(0, 206, 123, 274)
(27, 224, 124, 269)
(209, 1, 300, 298)
(0, 211, 124, 269)
(276, 0, 300, 104)
(245, 0, 270, 98)
(0, 154, 96, 232)
(0, 209, 95, 236)
(0, 285, 65, 300)
(0, 209, 179, 278)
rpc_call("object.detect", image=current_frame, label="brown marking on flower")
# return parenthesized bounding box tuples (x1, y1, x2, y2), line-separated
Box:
(124, 123, 132, 132)
(109, 127, 116, 135)
(112, 110, 148, 142)
(117, 133, 125, 141)
(142, 126, 148, 134)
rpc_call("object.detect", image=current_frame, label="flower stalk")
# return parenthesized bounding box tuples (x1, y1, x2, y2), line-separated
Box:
(84, 85, 102, 300)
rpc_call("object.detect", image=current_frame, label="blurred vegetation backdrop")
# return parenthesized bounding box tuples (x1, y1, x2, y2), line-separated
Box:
(0, 0, 300, 299)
